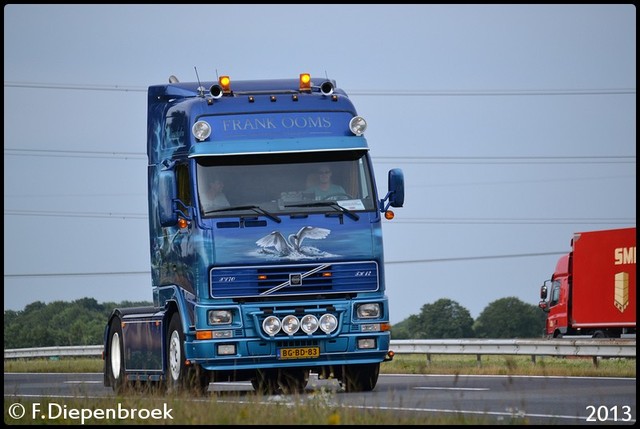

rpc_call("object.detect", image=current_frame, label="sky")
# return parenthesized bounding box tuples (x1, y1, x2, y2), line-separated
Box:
(3, 4, 636, 325)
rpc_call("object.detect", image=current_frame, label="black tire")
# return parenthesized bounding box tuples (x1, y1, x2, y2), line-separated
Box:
(593, 330, 608, 338)
(251, 368, 309, 395)
(340, 363, 380, 393)
(279, 368, 310, 394)
(251, 369, 280, 395)
(166, 313, 210, 395)
(107, 317, 128, 394)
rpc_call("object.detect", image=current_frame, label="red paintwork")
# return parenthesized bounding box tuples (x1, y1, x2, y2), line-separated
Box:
(544, 227, 636, 336)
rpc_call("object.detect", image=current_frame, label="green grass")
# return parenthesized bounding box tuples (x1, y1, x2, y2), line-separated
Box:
(4, 354, 636, 378)
(4, 395, 505, 425)
(380, 353, 636, 378)
(4, 354, 634, 425)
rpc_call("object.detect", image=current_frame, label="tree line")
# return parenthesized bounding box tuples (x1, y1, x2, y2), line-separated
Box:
(391, 297, 546, 339)
(3, 298, 152, 350)
(3, 296, 546, 349)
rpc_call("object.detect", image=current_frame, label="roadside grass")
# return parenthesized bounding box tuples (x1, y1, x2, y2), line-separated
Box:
(4, 355, 633, 425)
(4, 394, 506, 425)
(4, 354, 635, 378)
(380, 353, 636, 378)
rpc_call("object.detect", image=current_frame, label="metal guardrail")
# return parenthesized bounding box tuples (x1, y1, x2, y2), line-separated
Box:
(4, 345, 103, 359)
(390, 338, 636, 366)
(390, 339, 636, 358)
(4, 339, 636, 362)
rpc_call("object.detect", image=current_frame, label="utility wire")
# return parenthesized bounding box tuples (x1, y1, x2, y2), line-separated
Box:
(4, 81, 635, 96)
(2, 250, 571, 278)
(391, 218, 636, 225)
(4, 148, 635, 164)
(4, 209, 635, 225)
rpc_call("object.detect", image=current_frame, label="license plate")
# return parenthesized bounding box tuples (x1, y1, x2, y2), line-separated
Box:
(278, 346, 320, 360)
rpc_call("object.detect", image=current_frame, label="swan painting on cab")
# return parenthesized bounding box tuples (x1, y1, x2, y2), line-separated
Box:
(256, 226, 332, 258)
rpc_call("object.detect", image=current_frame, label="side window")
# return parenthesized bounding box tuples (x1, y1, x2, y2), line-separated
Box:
(549, 281, 561, 307)
(176, 163, 192, 206)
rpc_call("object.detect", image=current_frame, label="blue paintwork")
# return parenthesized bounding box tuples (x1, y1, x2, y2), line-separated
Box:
(106, 76, 394, 382)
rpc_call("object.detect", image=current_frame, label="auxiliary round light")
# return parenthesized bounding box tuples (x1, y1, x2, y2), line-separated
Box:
(262, 316, 281, 337)
(281, 315, 300, 335)
(319, 314, 338, 334)
(349, 116, 367, 136)
(192, 120, 211, 141)
(300, 314, 319, 334)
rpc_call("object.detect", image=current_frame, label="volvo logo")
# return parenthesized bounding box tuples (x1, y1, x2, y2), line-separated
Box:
(290, 273, 302, 286)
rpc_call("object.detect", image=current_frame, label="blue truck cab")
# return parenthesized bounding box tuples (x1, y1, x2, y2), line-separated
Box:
(103, 73, 404, 394)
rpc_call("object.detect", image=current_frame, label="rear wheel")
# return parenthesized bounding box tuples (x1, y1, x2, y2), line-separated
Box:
(593, 330, 608, 338)
(340, 363, 380, 392)
(107, 317, 128, 394)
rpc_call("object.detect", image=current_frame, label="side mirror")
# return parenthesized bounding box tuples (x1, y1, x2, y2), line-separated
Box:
(540, 284, 548, 300)
(538, 300, 549, 312)
(387, 168, 404, 208)
(158, 169, 178, 227)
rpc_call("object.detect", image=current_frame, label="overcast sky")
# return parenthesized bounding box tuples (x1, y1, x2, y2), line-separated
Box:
(4, 4, 636, 324)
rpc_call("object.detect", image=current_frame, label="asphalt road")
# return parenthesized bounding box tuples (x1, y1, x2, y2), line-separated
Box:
(4, 372, 636, 425)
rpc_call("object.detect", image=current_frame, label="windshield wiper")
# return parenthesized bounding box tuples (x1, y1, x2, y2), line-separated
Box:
(206, 205, 281, 223)
(285, 201, 359, 221)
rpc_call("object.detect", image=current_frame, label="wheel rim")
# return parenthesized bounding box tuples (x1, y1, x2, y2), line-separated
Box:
(169, 330, 182, 381)
(110, 332, 121, 379)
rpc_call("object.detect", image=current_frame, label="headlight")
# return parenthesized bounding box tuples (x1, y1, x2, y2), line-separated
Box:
(319, 314, 338, 334)
(208, 310, 232, 325)
(262, 316, 281, 337)
(300, 314, 319, 335)
(281, 315, 300, 335)
(349, 116, 367, 136)
(356, 303, 381, 319)
(192, 120, 211, 141)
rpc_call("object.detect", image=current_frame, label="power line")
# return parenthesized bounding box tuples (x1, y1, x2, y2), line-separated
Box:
(4, 209, 635, 225)
(2, 250, 571, 278)
(373, 156, 636, 165)
(3, 210, 147, 219)
(4, 81, 146, 92)
(392, 218, 636, 225)
(4, 81, 636, 96)
(4, 271, 149, 278)
(386, 251, 569, 265)
(4, 148, 145, 159)
(4, 148, 635, 164)
(350, 89, 636, 96)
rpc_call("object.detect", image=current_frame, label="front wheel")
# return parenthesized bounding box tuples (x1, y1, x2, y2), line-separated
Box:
(166, 313, 210, 395)
(340, 363, 380, 392)
(251, 368, 309, 395)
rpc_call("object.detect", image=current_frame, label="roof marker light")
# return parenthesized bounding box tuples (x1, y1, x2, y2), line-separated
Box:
(219, 76, 231, 93)
(299, 73, 312, 92)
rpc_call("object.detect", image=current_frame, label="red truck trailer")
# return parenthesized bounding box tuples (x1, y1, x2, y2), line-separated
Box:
(539, 227, 636, 338)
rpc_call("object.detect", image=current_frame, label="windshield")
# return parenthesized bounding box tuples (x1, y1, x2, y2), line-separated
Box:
(196, 150, 376, 217)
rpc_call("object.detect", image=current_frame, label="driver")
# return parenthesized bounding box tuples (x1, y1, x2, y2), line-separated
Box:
(306, 164, 347, 200)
